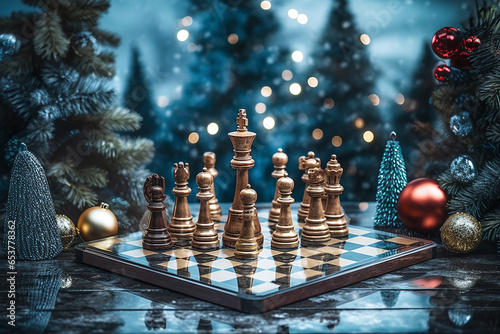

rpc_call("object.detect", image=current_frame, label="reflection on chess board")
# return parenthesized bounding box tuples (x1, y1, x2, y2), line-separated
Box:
(77, 207, 435, 312)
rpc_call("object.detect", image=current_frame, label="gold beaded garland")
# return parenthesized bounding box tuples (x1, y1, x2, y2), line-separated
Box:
(440, 212, 482, 253)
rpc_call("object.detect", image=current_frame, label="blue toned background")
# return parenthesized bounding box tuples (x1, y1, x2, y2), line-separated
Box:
(1, 0, 477, 202)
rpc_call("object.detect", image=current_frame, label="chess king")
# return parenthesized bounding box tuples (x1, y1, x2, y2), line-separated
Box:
(223, 109, 263, 248)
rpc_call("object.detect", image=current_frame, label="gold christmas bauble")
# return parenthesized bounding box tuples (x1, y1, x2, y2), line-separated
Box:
(440, 213, 482, 254)
(56, 214, 77, 249)
(77, 202, 118, 242)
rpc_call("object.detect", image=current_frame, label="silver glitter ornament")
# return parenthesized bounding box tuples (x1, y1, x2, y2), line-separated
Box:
(0, 33, 20, 60)
(450, 111, 473, 136)
(71, 31, 100, 57)
(450, 155, 477, 183)
(3, 143, 63, 260)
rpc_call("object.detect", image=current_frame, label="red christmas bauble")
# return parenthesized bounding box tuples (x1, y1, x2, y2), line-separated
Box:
(464, 36, 481, 52)
(397, 178, 448, 233)
(434, 64, 451, 81)
(451, 50, 471, 69)
(432, 27, 462, 59)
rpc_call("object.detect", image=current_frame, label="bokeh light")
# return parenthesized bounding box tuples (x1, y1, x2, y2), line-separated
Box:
(289, 83, 302, 95)
(255, 102, 266, 114)
(347, 165, 357, 176)
(261, 86, 272, 97)
(228, 33, 239, 44)
(282, 69, 293, 81)
(312, 128, 323, 140)
(297, 14, 308, 24)
(156, 96, 169, 108)
(263, 116, 275, 129)
(307, 77, 318, 88)
(395, 93, 405, 105)
(363, 130, 374, 142)
(260, 1, 271, 10)
(369, 93, 380, 106)
(360, 34, 371, 45)
(291, 50, 303, 62)
(323, 97, 334, 109)
(359, 202, 369, 211)
(207, 122, 219, 135)
(354, 117, 364, 129)
(177, 29, 189, 42)
(181, 16, 193, 27)
(332, 136, 342, 147)
(188, 132, 199, 144)
(288, 9, 298, 19)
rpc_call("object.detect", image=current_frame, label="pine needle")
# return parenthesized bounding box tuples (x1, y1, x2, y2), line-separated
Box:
(482, 206, 500, 242)
(59, 179, 98, 210)
(33, 13, 69, 61)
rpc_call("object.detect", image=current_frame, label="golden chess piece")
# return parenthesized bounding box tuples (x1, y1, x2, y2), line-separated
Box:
(192, 167, 220, 250)
(142, 174, 173, 250)
(272, 252, 297, 290)
(234, 185, 260, 260)
(324, 155, 348, 237)
(271, 172, 299, 249)
(268, 148, 288, 226)
(297, 151, 321, 222)
(223, 109, 263, 248)
(168, 162, 196, 241)
(301, 167, 331, 245)
(203, 152, 222, 222)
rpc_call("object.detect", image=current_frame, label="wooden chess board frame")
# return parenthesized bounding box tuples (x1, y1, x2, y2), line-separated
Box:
(75, 207, 436, 313)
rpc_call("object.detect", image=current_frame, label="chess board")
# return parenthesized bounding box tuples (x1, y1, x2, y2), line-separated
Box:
(75, 206, 436, 313)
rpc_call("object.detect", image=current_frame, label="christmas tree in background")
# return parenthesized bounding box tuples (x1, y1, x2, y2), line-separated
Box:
(419, 3, 500, 250)
(0, 0, 153, 230)
(123, 46, 158, 140)
(160, 0, 293, 201)
(373, 132, 407, 228)
(300, 0, 384, 201)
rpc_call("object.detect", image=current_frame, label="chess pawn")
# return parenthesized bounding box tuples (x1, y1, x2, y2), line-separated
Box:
(234, 185, 260, 260)
(271, 172, 299, 249)
(203, 152, 222, 221)
(297, 152, 321, 222)
(268, 148, 288, 226)
(223, 109, 263, 248)
(301, 167, 331, 245)
(192, 167, 220, 250)
(168, 162, 196, 241)
(324, 155, 348, 237)
(142, 174, 173, 250)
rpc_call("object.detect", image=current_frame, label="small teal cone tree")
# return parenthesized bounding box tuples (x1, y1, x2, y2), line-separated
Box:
(374, 132, 408, 227)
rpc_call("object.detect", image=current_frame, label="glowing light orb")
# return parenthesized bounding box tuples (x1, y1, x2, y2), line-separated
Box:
(207, 122, 219, 135)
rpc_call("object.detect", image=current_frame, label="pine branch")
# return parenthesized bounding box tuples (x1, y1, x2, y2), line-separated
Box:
(111, 167, 150, 205)
(0, 76, 40, 120)
(0, 11, 36, 33)
(25, 116, 55, 143)
(73, 53, 115, 78)
(481, 206, 500, 242)
(59, 0, 110, 25)
(91, 28, 120, 47)
(0, 43, 36, 77)
(113, 137, 154, 170)
(448, 157, 500, 218)
(77, 107, 142, 132)
(40, 62, 79, 92)
(58, 179, 98, 209)
(46, 162, 108, 188)
(477, 69, 500, 111)
(437, 169, 467, 197)
(56, 77, 114, 116)
(485, 123, 500, 147)
(33, 12, 69, 61)
(84, 129, 120, 158)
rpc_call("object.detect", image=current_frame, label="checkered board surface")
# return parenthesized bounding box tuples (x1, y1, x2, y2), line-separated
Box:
(77, 208, 435, 304)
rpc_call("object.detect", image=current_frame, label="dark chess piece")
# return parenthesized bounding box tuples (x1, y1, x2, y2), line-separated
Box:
(324, 155, 348, 237)
(197, 318, 213, 334)
(192, 167, 220, 250)
(223, 109, 263, 248)
(234, 184, 260, 260)
(168, 162, 196, 241)
(144, 301, 166, 330)
(143, 174, 173, 250)
(271, 172, 299, 249)
(297, 151, 321, 222)
(301, 167, 331, 245)
(203, 151, 222, 221)
(268, 148, 288, 225)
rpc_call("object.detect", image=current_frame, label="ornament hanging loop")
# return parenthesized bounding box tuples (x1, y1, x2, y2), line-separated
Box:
(390, 131, 397, 141)
(19, 142, 27, 152)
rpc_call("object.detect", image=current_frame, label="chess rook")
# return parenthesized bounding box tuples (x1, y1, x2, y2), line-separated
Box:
(297, 152, 321, 222)
(142, 174, 172, 250)
(272, 172, 299, 249)
(268, 148, 288, 226)
(169, 162, 196, 241)
(324, 155, 348, 237)
(223, 109, 263, 248)
(203, 152, 222, 221)
(301, 167, 331, 245)
(192, 167, 220, 250)
(234, 185, 260, 260)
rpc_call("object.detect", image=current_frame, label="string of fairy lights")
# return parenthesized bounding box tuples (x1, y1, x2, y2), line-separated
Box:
(161, 1, 407, 148)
